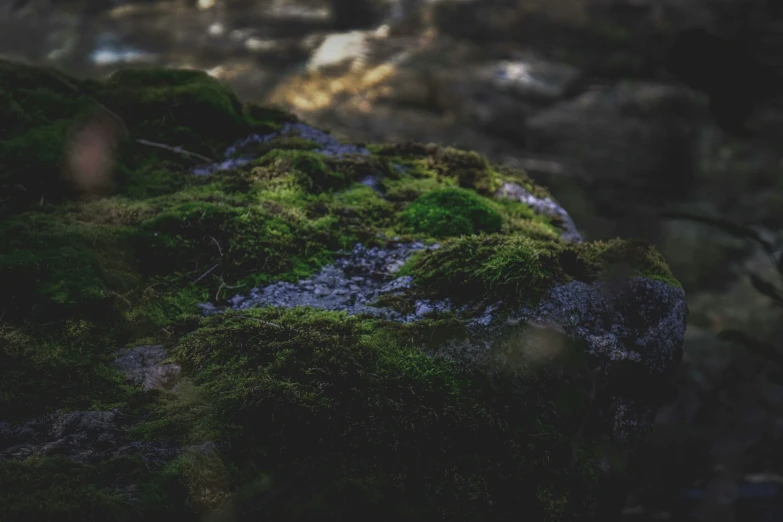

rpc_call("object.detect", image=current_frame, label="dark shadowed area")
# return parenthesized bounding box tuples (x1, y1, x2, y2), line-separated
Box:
(2, 1, 783, 521)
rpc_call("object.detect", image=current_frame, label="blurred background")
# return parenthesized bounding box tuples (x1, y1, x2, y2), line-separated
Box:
(2, 0, 783, 520)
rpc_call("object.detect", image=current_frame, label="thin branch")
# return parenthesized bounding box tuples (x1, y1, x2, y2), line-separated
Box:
(135, 139, 214, 163)
(46, 69, 218, 166)
(234, 315, 284, 329)
(216, 279, 246, 301)
(194, 263, 220, 284)
(209, 236, 224, 257)
(108, 290, 132, 308)
(46, 69, 130, 137)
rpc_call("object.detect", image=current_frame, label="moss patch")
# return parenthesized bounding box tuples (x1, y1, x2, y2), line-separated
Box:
(127, 308, 601, 521)
(0, 60, 286, 217)
(0, 321, 138, 420)
(401, 234, 680, 308)
(0, 456, 135, 522)
(0, 59, 679, 522)
(397, 187, 503, 238)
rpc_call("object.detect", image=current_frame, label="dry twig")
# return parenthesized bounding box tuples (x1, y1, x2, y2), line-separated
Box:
(135, 139, 214, 163)
(194, 263, 220, 284)
(209, 236, 224, 256)
(234, 316, 284, 329)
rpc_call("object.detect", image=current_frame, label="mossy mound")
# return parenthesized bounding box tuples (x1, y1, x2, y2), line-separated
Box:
(0, 59, 682, 522)
(123, 308, 601, 521)
(400, 235, 679, 307)
(0, 60, 286, 215)
(397, 187, 503, 238)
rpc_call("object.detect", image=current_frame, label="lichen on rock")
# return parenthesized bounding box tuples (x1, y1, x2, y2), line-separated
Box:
(0, 58, 686, 522)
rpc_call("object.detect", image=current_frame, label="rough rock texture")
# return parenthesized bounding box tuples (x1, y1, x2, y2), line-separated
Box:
(113, 345, 182, 392)
(517, 277, 686, 442)
(225, 240, 451, 320)
(194, 121, 369, 175)
(0, 410, 182, 465)
(495, 180, 582, 242)
(1, 344, 186, 465)
(0, 59, 688, 522)
(181, 119, 687, 508)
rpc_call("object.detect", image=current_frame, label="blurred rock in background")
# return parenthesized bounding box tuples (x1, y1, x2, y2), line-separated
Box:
(2, 0, 783, 520)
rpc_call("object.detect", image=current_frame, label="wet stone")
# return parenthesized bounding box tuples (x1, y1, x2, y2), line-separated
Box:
(199, 240, 455, 323)
(193, 122, 369, 175)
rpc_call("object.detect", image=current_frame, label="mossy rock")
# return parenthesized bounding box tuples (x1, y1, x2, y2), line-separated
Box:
(0, 60, 685, 522)
(397, 187, 503, 238)
(0, 60, 280, 216)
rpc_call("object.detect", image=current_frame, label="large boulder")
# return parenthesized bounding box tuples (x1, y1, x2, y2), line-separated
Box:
(0, 59, 685, 522)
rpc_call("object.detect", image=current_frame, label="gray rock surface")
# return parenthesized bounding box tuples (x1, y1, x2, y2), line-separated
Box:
(495, 180, 583, 242)
(113, 344, 181, 392)
(208, 240, 687, 451)
(215, 240, 457, 322)
(0, 344, 187, 465)
(431, 276, 687, 446)
(0, 410, 182, 465)
(193, 122, 369, 176)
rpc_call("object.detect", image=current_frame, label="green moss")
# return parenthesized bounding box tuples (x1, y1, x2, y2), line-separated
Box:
(397, 187, 503, 238)
(0, 321, 137, 420)
(62, 197, 157, 226)
(0, 456, 134, 522)
(0, 453, 204, 522)
(571, 238, 682, 288)
(400, 234, 564, 306)
(103, 68, 246, 142)
(231, 135, 322, 159)
(253, 149, 347, 192)
(0, 60, 298, 218)
(123, 284, 209, 340)
(330, 184, 397, 237)
(128, 307, 599, 520)
(0, 211, 140, 321)
(401, 234, 681, 308)
(0, 59, 680, 522)
(433, 147, 498, 192)
(384, 175, 446, 202)
(133, 197, 340, 293)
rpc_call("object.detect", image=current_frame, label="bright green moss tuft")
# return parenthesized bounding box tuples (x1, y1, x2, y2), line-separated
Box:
(253, 149, 347, 192)
(400, 234, 564, 306)
(397, 187, 504, 238)
(401, 234, 681, 308)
